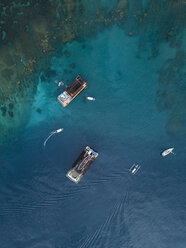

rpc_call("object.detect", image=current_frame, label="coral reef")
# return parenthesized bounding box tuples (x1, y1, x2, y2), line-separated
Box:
(0, 0, 185, 139)
(156, 50, 186, 136)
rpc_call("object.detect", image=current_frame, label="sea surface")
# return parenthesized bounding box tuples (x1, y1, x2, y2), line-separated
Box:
(0, 1, 186, 248)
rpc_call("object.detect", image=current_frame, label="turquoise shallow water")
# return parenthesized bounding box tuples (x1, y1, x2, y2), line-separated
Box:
(0, 1, 186, 248)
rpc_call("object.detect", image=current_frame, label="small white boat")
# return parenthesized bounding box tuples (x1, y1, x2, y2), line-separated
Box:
(86, 96, 95, 101)
(161, 147, 175, 157)
(129, 164, 141, 175)
(56, 128, 63, 133)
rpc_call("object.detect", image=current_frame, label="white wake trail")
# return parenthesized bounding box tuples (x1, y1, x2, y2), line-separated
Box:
(43, 128, 63, 147)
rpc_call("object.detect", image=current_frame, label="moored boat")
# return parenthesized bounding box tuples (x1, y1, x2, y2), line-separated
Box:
(161, 147, 175, 157)
(66, 146, 98, 183)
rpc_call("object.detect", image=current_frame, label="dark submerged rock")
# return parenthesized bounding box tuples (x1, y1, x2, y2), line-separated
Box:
(8, 111, 14, 118)
(36, 108, 42, 114)
(9, 103, 14, 109)
(0, 106, 7, 116)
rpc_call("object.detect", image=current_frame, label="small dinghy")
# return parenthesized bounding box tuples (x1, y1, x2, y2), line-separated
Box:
(86, 96, 95, 101)
(129, 164, 141, 175)
(161, 147, 175, 157)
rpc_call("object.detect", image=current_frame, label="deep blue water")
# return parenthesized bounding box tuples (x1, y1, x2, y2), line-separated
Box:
(0, 1, 186, 248)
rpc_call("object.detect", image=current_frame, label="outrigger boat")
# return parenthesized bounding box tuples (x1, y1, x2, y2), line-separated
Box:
(57, 75, 87, 107)
(161, 147, 175, 157)
(129, 164, 141, 175)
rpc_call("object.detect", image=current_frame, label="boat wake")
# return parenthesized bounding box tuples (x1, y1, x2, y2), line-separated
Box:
(79, 193, 131, 248)
(43, 128, 63, 147)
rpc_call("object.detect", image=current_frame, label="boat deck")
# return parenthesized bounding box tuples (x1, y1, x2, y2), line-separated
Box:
(66, 146, 98, 183)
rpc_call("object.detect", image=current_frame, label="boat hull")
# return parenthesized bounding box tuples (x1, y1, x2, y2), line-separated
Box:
(161, 148, 174, 157)
(66, 146, 98, 183)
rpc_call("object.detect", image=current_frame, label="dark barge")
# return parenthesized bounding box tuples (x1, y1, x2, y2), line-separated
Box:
(57, 75, 87, 107)
(66, 146, 98, 183)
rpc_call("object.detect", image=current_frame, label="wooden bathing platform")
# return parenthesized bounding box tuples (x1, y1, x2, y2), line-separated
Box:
(57, 76, 87, 107)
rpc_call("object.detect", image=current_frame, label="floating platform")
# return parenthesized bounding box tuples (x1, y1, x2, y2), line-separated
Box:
(66, 146, 98, 183)
(57, 76, 87, 107)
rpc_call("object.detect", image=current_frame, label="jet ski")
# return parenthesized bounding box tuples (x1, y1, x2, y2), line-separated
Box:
(161, 147, 175, 157)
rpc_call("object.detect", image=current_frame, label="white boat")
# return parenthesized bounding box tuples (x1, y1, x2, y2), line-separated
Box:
(129, 164, 141, 175)
(86, 96, 95, 101)
(56, 128, 63, 133)
(161, 147, 175, 157)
